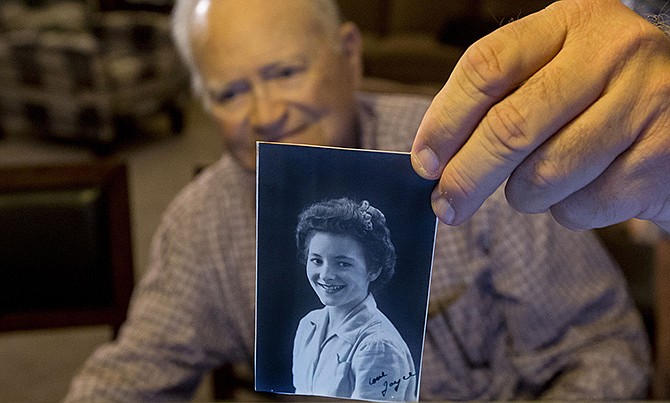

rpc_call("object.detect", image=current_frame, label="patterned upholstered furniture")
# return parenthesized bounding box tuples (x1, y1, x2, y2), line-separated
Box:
(0, 1, 187, 153)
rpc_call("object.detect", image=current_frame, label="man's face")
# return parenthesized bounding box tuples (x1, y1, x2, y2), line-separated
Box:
(190, 0, 362, 171)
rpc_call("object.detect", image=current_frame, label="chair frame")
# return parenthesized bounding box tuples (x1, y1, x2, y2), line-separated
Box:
(0, 160, 133, 336)
(654, 236, 670, 398)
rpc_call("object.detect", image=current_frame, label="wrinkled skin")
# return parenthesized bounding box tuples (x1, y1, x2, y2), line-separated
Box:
(411, 0, 670, 232)
(189, 0, 363, 172)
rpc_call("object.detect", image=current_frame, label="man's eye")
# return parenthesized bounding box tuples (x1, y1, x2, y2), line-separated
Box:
(267, 65, 306, 81)
(210, 81, 251, 104)
(277, 66, 299, 78)
(212, 90, 238, 104)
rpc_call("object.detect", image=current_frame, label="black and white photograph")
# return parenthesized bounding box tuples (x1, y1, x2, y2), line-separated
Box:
(255, 142, 437, 402)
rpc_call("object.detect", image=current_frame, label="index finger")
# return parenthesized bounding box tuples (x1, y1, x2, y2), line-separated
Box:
(411, 2, 618, 225)
(410, 7, 564, 181)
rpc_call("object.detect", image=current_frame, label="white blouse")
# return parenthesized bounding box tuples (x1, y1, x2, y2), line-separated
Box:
(292, 293, 417, 401)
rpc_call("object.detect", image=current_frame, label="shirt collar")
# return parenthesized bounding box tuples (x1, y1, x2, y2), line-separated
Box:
(329, 293, 379, 345)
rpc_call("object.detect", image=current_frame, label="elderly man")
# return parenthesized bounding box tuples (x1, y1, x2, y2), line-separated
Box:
(65, 0, 650, 400)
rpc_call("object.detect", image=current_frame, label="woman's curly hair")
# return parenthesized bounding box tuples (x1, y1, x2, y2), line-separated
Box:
(296, 197, 396, 293)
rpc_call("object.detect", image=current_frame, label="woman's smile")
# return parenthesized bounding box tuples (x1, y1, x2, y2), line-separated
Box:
(318, 282, 346, 293)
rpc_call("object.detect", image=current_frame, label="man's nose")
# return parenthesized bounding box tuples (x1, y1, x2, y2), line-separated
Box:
(249, 87, 287, 135)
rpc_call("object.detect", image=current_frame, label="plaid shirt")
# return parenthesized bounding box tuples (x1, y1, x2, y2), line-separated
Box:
(65, 92, 650, 401)
(625, 0, 670, 28)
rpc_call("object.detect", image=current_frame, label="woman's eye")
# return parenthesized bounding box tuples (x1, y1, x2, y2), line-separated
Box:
(337, 262, 352, 268)
(309, 258, 323, 265)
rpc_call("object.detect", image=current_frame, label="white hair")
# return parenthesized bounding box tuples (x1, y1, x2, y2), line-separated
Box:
(170, 0, 342, 100)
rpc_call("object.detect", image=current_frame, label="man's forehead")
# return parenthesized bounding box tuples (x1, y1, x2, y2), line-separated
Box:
(191, 0, 324, 54)
(194, 0, 319, 31)
(190, 2, 330, 81)
(195, 25, 317, 75)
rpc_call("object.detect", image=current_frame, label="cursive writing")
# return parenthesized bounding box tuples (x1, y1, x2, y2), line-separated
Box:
(381, 371, 416, 397)
(368, 371, 387, 385)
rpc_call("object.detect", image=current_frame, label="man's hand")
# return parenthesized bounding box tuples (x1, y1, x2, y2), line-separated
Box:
(411, 0, 670, 231)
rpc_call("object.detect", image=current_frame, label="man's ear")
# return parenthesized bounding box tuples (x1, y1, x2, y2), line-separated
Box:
(338, 21, 363, 88)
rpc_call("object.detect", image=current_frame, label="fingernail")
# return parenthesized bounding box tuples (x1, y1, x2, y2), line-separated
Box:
(413, 147, 440, 178)
(432, 194, 456, 225)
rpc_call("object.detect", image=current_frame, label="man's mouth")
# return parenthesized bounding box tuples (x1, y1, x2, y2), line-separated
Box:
(260, 122, 309, 143)
(318, 283, 345, 293)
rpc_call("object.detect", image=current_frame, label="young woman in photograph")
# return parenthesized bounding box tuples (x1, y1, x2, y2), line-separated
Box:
(292, 198, 416, 402)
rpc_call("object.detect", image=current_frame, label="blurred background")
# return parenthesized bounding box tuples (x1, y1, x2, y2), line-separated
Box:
(0, 0, 662, 401)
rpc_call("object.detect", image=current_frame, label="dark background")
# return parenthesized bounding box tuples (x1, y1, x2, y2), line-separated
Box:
(255, 143, 437, 394)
